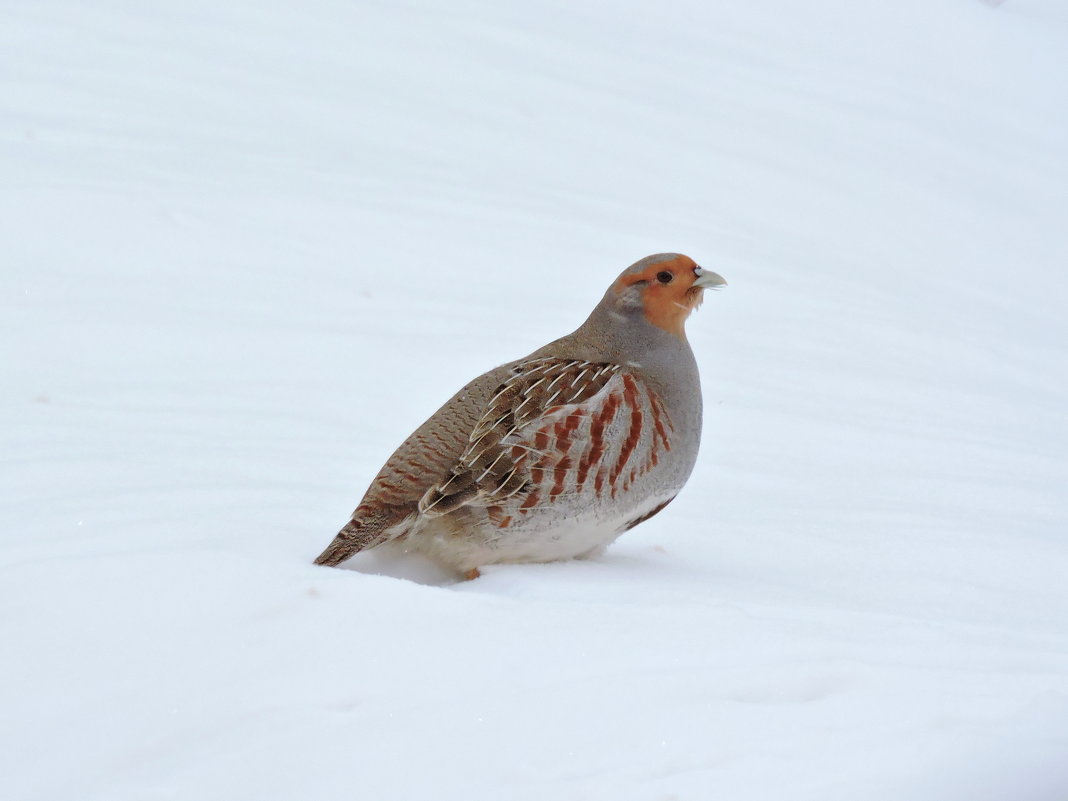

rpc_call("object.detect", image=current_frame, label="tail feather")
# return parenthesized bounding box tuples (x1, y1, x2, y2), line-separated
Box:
(314, 519, 381, 567)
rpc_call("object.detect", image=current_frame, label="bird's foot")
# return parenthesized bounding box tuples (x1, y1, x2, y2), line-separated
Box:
(463, 567, 481, 581)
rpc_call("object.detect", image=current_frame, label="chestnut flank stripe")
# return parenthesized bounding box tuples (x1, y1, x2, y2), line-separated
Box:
(610, 374, 643, 488)
(578, 387, 620, 491)
(650, 391, 672, 452)
(550, 412, 583, 497)
(534, 429, 550, 451)
(530, 428, 553, 485)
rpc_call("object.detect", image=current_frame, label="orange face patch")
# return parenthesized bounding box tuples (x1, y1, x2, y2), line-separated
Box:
(614, 254, 702, 338)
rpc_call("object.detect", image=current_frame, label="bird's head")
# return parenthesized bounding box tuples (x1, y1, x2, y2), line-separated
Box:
(608, 253, 726, 340)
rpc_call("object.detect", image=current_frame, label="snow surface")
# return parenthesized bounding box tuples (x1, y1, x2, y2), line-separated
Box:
(3, 1, 1068, 799)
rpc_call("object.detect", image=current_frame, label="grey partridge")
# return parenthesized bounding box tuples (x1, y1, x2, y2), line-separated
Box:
(315, 253, 725, 577)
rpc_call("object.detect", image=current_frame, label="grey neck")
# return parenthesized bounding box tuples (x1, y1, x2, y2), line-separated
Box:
(533, 296, 702, 416)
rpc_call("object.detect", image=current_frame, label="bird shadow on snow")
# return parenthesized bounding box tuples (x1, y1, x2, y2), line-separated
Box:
(335, 542, 461, 587)
(335, 539, 678, 592)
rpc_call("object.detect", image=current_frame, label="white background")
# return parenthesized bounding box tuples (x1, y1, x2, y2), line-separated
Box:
(3, 1, 1067, 799)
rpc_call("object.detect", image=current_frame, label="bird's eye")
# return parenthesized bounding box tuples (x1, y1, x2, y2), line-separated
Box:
(656, 271, 674, 284)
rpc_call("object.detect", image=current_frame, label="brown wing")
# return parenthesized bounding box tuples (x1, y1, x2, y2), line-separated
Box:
(418, 358, 624, 516)
(314, 366, 511, 566)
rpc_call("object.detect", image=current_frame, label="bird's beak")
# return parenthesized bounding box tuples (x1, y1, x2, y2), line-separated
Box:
(693, 266, 727, 290)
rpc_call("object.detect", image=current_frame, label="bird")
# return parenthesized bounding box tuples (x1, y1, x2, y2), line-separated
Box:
(314, 253, 725, 578)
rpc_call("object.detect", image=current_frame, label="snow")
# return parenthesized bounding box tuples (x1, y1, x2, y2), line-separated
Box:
(3, 0, 1068, 799)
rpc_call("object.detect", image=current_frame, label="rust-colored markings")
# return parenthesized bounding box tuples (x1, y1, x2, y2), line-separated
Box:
(376, 478, 407, 503)
(610, 375, 643, 491)
(649, 390, 672, 452)
(391, 468, 420, 484)
(550, 412, 583, 498)
(579, 388, 620, 492)
(531, 427, 553, 485)
(520, 489, 540, 512)
(534, 429, 550, 451)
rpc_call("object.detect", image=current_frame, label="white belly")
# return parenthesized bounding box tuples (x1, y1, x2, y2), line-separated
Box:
(404, 488, 677, 573)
